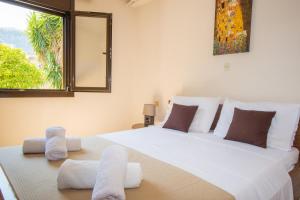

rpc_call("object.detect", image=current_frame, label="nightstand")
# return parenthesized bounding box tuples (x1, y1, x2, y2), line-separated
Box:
(132, 123, 145, 129)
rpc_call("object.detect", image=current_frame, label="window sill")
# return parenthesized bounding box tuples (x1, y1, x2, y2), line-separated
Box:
(0, 90, 74, 98)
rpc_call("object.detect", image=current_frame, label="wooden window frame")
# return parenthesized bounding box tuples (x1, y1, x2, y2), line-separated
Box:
(71, 11, 112, 93)
(0, 0, 74, 97)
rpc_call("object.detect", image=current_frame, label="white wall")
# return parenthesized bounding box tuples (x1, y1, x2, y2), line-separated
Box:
(0, 0, 138, 146)
(134, 0, 300, 120)
(130, 1, 162, 123)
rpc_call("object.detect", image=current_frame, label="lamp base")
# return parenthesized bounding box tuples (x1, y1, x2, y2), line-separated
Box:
(144, 115, 154, 127)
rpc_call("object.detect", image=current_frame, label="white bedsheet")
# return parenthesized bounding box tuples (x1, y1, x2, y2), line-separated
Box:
(100, 126, 298, 200)
(191, 132, 299, 172)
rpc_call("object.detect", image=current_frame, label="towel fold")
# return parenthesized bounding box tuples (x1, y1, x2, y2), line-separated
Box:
(92, 145, 128, 200)
(57, 160, 142, 190)
(46, 127, 66, 139)
(23, 137, 81, 154)
(45, 136, 68, 161)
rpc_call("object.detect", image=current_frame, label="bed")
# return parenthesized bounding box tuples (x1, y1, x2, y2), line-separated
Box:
(102, 126, 300, 200)
(0, 125, 299, 200)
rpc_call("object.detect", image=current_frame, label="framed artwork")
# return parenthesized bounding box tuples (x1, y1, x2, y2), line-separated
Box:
(213, 0, 253, 55)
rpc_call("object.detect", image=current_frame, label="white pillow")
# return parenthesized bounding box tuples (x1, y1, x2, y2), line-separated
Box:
(214, 99, 300, 151)
(162, 96, 221, 133)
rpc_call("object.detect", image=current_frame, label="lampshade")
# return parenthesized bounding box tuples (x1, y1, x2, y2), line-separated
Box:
(143, 104, 156, 116)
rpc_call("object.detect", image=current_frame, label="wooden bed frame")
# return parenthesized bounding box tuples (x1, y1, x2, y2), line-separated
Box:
(291, 123, 300, 200)
(294, 122, 300, 155)
(0, 190, 4, 200)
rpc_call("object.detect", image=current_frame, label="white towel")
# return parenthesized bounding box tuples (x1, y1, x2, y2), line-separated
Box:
(125, 162, 143, 188)
(66, 137, 81, 152)
(45, 136, 68, 161)
(23, 138, 45, 154)
(45, 127, 66, 139)
(57, 160, 143, 189)
(23, 137, 81, 154)
(92, 145, 128, 200)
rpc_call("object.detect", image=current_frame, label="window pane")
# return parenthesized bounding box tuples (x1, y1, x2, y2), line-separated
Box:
(75, 16, 107, 88)
(0, 1, 64, 90)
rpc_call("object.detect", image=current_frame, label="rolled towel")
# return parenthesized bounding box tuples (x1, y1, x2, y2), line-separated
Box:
(23, 138, 45, 154)
(46, 127, 66, 139)
(125, 162, 143, 188)
(23, 137, 82, 154)
(66, 137, 81, 152)
(57, 160, 142, 189)
(92, 145, 128, 200)
(45, 136, 68, 161)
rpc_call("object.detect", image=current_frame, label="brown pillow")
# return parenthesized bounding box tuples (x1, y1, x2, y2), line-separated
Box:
(210, 104, 223, 131)
(225, 108, 276, 148)
(163, 103, 198, 132)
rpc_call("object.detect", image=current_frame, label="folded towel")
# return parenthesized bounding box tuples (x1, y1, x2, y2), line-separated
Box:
(23, 137, 81, 154)
(92, 145, 128, 200)
(46, 127, 66, 139)
(45, 136, 68, 161)
(57, 160, 143, 189)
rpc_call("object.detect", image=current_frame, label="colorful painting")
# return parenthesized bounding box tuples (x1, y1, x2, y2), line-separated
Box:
(213, 0, 253, 55)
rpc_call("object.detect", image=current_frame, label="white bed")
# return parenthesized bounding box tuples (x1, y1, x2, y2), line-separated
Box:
(100, 126, 299, 200)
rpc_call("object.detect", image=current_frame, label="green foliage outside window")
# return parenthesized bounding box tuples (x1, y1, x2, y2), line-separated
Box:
(26, 12, 63, 89)
(0, 8, 63, 89)
(0, 11, 63, 90)
(0, 44, 43, 89)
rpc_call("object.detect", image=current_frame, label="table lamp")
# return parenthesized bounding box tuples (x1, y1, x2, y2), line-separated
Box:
(143, 104, 156, 127)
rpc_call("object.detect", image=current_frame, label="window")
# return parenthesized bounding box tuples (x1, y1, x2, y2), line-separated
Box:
(0, 0, 112, 97)
(0, 0, 71, 97)
(72, 12, 112, 93)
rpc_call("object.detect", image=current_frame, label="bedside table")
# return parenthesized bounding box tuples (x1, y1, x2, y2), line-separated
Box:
(132, 123, 145, 129)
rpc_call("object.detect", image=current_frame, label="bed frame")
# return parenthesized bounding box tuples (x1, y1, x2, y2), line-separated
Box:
(291, 123, 300, 200)
(294, 123, 300, 155)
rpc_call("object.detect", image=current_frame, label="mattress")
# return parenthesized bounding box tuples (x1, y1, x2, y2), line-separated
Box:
(101, 126, 297, 200)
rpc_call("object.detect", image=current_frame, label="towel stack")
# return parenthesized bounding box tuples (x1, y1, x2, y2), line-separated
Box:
(23, 127, 81, 161)
(45, 127, 68, 161)
(58, 145, 143, 200)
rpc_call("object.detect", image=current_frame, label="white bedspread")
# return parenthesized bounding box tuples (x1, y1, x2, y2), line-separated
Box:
(100, 126, 296, 200)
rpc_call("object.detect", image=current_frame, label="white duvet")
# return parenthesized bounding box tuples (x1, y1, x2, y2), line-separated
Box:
(100, 126, 298, 200)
